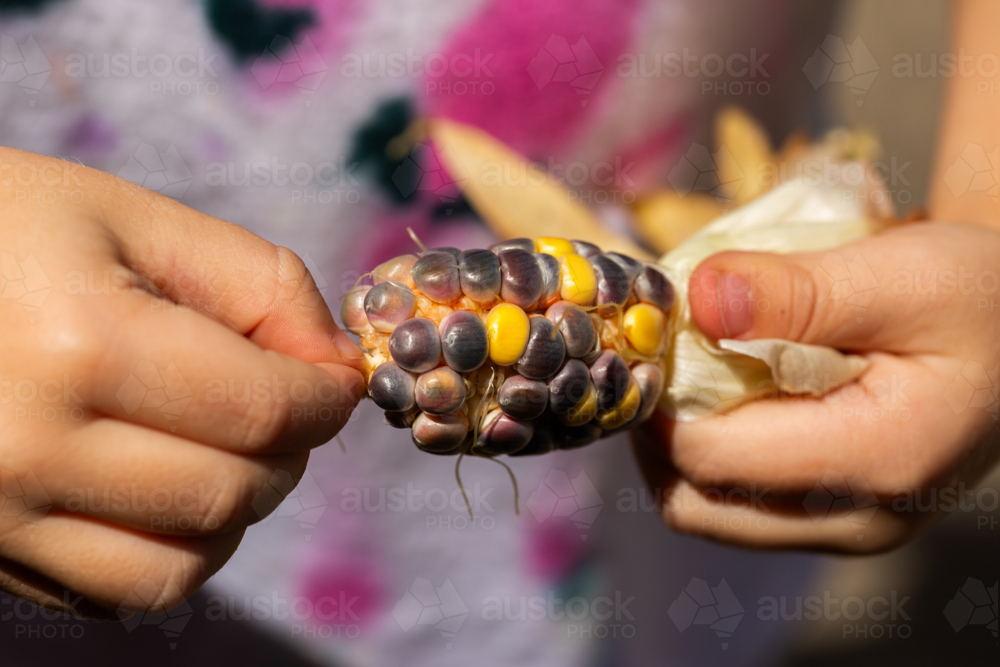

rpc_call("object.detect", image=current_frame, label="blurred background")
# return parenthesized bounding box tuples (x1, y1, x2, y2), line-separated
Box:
(2, 0, 998, 665)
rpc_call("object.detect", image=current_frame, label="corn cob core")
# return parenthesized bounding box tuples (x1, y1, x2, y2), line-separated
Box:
(342, 237, 674, 457)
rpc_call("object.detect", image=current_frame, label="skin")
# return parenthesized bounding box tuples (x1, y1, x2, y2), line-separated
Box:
(0, 148, 365, 617)
(633, 0, 1000, 553)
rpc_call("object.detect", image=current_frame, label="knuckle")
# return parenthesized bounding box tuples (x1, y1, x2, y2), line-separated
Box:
(269, 245, 322, 310)
(231, 376, 287, 450)
(766, 261, 821, 343)
(198, 470, 255, 534)
(123, 550, 205, 613)
(31, 297, 107, 376)
(160, 550, 206, 608)
(274, 245, 309, 283)
(791, 265, 823, 341)
(671, 440, 735, 490)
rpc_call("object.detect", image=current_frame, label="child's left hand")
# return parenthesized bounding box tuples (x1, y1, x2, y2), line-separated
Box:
(632, 221, 1000, 552)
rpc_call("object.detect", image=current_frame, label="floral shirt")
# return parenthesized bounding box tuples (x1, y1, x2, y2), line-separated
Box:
(1, 0, 825, 664)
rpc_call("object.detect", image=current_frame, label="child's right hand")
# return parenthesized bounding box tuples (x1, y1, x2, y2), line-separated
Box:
(0, 147, 365, 618)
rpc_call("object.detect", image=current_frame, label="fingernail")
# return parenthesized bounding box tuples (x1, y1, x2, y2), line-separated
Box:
(333, 330, 365, 361)
(718, 272, 752, 337)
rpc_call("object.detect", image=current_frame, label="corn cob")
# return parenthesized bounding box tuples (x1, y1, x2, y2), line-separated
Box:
(342, 236, 674, 457)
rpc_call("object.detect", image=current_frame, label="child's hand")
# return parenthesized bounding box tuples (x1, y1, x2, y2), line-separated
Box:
(0, 148, 365, 617)
(633, 221, 1000, 552)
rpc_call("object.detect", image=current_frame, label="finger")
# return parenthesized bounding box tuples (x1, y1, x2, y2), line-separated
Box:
(688, 223, 994, 354)
(640, 353, 967, 496)
(0, 557, 123, 620)
(72, 285, 364, 453)
(19, 418, 307, 536)
(656, 480, 915, 553)
(0, 512, 243, 612)
(631, 424, 917, 552)
(32, 149, 364, 368)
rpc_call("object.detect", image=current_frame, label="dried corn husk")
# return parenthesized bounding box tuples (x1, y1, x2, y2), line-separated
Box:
(659, 172, 889, 420)
(630, 108, 883, 253)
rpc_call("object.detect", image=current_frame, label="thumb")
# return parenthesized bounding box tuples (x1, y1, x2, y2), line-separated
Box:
(687, 228, 953, 353)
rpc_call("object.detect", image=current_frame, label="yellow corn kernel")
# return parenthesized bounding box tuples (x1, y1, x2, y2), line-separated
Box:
(558, 253, 597, 305)
(560, 384, 598, 426)
(596, 379, 641, 430)
(623, 303, 666, 356)
(534, 237, 575, 258)
(486, 303, 530, 366)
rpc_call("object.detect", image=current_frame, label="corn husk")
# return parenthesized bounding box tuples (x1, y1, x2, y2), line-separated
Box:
(659, 172, 889, 419)
(426, 117, 891, 422)
(630, 107, 884, 254)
